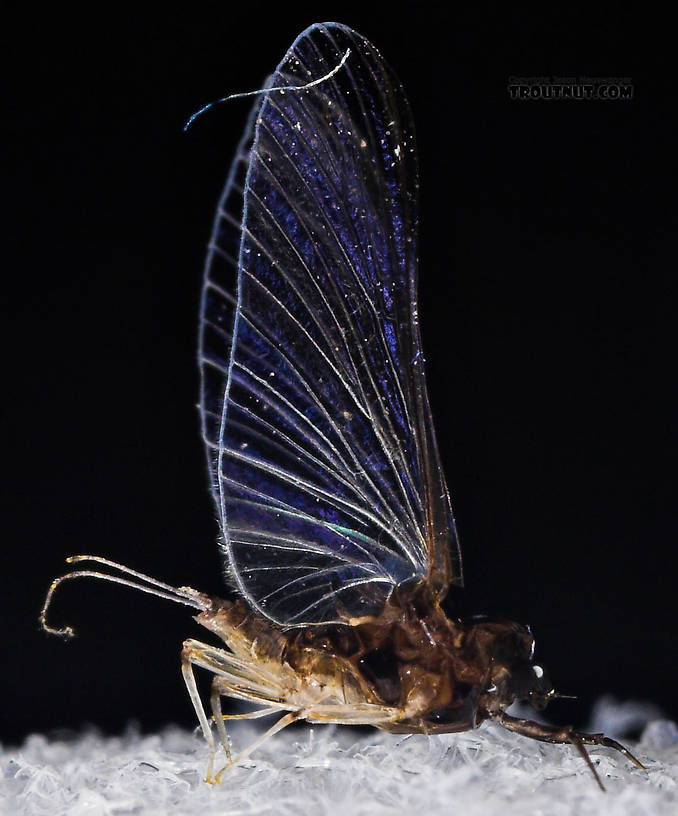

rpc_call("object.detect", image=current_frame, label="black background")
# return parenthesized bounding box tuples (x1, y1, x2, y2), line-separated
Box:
(4, 4, 675, 746)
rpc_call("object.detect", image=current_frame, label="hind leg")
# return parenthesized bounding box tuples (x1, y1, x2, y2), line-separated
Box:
(181, 638, 292, 782)
(213, 711, 301, 782)
(181, 642, 219, 782)
(209, 676, 281, 764)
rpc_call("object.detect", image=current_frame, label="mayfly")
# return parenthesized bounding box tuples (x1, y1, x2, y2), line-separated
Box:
(42, 22, 645, 789)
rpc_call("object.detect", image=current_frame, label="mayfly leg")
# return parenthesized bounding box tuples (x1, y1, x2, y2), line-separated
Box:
(210, 678, 231, 762)
(210, 678, 281, 762)
(213, 711, 301, 783)
(304, 703, 399, 725)
(209, 704, 399, 781)
(181, 638, 292, 782)
(181, 642, 219, 782)
(490, 710, 646, 791)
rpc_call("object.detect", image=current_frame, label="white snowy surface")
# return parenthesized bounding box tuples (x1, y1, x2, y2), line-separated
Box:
(2, 699, 676, 816)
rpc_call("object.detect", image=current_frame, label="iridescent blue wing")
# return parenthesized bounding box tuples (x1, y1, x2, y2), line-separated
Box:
(199, 22, 462, 625)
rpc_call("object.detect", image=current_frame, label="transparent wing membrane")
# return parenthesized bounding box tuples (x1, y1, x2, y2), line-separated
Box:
(199, 23, 461, 625)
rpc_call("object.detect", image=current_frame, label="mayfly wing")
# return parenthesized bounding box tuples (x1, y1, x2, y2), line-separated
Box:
(199, 22, 462, 626)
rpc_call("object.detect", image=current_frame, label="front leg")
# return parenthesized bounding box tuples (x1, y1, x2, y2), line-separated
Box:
(489, 710, 645, 791)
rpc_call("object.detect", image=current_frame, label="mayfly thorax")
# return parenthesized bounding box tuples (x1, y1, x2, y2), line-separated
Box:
(41, 22, 645, 790)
